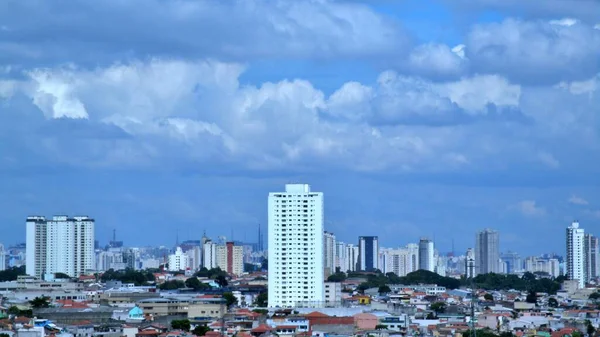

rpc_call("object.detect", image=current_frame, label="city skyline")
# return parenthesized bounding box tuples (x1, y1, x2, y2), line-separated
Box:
(1, 1, 600, 256)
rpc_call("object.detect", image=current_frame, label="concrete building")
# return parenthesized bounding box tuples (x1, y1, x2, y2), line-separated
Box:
(26, 215, 95, 279)
(358, 236, 379, 271)
(216, 242, 244, 276)
(137, 297, 225, 318)
(345, 244, 359, 272)
(0, 244, 5, 271)
(268, 184, 324, 308)
(168, 247, 190, 272)
(500, 251, 522, 274)
(465, 248, 475, 278)
(324, 282, 342, 307)
(584, 233, 599, 281)
(323, 231, 336, 277)
(475, 229, 500, 275)
(418, 238, 435, 272)
(381, 245, 419, 277)
(334, 241, 346, 273)
(567, 222, 585, 288)
(203, 240, 218, 270)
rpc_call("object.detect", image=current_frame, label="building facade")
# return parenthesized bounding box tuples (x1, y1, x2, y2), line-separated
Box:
(0, 244, 5, 271)
(345, 244, 359, 272)
(584, 233, 599, 282)
(216, 242, 244, 276)
(26, 216, 95, 279)
(168, 247, 190, 272)
(418, 238, 435, 272)
(465, 248, 475, 278)
(475, 229, 500, 275)
(567, 222, 586, 288)
(203, 240, 218, 270)
(358, 236, 379, 271)
(268, 184, 324, 308)
(323, 232, 336, 277)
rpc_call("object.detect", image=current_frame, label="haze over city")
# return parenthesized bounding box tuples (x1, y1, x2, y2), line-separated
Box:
(1, 0, 599, 256)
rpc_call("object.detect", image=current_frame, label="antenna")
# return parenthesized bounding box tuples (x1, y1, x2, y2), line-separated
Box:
(176, 229, 179, 247)
(113, 229, 116, 242)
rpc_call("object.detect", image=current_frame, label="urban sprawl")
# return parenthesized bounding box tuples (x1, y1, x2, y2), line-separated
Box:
(0, 184, 599, 337)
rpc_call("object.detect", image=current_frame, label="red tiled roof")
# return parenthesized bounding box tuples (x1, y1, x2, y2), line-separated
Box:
(308, 317, 354, 325)
(275, 325, 297, 330)
(136, 331, 160, 336)
(303, 311, 330, 318)
(14, 317, 30, 323)
(251, 324, 273, 333)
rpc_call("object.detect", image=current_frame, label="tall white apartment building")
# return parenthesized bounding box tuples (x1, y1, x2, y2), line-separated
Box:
(418, 238, 435, 272)
(566, 222, 585, 288)
(324, 232, 336, 277)
(203, 240, 218, 270)
(26, 216, 95, 279)
(168, 247, 190, 272)
(465, 248, 475, 278)
(345, 244, 359, 272)
(381, 245, 419, 276)
(0, 244, 6, 271)
(268, 184, 324, 308)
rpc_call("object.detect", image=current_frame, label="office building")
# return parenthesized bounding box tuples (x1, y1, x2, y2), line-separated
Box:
(268, 184, 324, 308)
(465, 248, 475, 278)
(216, 242, 244, 276)
(168, 247, 190, 272)
(323, 231, 336, 277)
(334, 242, 346, 273)
(584, 234, 599, 281)
(418, 238, 435, 272)
(358, 236, 379, 271)
(475, 229, 500, 275)
(500, 251, 522, 274)
(26, 216, 95, 279)
(566, 222, 585, 288)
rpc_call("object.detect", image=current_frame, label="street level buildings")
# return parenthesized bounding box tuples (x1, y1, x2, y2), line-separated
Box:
(26, 215, 95, 279)
(268, 184, 324, 308)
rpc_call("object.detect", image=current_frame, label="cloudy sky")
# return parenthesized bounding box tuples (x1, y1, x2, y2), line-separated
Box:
(1, 0, 599, 255)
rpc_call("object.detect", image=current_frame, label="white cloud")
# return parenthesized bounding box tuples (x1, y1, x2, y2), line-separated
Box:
(549, 18, 579, 27)
(438, 75, 521, 113)
(537, 152, 560, 168)
(568, 195, 589, 205)
(514, 200, 547, 217)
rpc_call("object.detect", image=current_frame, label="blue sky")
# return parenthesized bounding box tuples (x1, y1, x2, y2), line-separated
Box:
(1, 0, 599, 256)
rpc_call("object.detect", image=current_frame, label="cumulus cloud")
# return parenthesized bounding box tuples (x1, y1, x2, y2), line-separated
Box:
(0, 0, 409, 65)
(568, 195, 589, 205)
(513, 200, 547, 217)
(464, 18, 600, 84)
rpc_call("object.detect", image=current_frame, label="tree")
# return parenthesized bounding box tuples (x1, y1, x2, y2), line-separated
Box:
(171, 319, 191, 331)
(572, 331, 582, 337)
(589, 292, 600, 301)
(548, 297, 559, 308)
(54, 272, 71, 279)
(484, 293, 494, 301)
(185, 277, 208, 291)
(192, 325, 210, 336)
(254, 292, 268, 307)
(0, 266, 26, 282)
(215, 275, 228, 288)
(159, 280, 186, 290)
(587, 322, 596, 336)
(261, 258, 268, 271)
(375, 325, 387, 330)
(525, 290, 537, 304)
(223, 292, 237, 307)
(430, 302, 447, 314)
(30, 296, 50, 308)
(378, 285, 391, 294)
(327, 272, 347, 282)
(1, 333, 11, 337)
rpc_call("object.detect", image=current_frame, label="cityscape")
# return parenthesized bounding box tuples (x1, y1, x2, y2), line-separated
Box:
(2, 1, 600, 337)
(0, 183, 598, 337)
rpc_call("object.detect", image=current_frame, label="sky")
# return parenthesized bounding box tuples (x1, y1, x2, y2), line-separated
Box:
(1, 0, 599, 256)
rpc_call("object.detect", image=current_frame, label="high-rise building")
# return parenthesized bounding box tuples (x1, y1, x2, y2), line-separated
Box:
(418, 238, 435, 272)
(268, 184, 324, 308)
(358, 236, 379, 271)
(323, 232, 336, 277)
(335, 242, 347, 273)
(566, 222, 585, 288)
(26, 216, 95, 279)
(475, 229, 500, 275)
(216, 242, 244, 276)
(500, 251, 522, 274)
(168, 247, 190, 272)
(0, 244, 5, 271)
(584, 234, 599, 281)
(203, 240, 218, 270)
(345, 244, 359, 272)
(465, 248, 475, 278)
